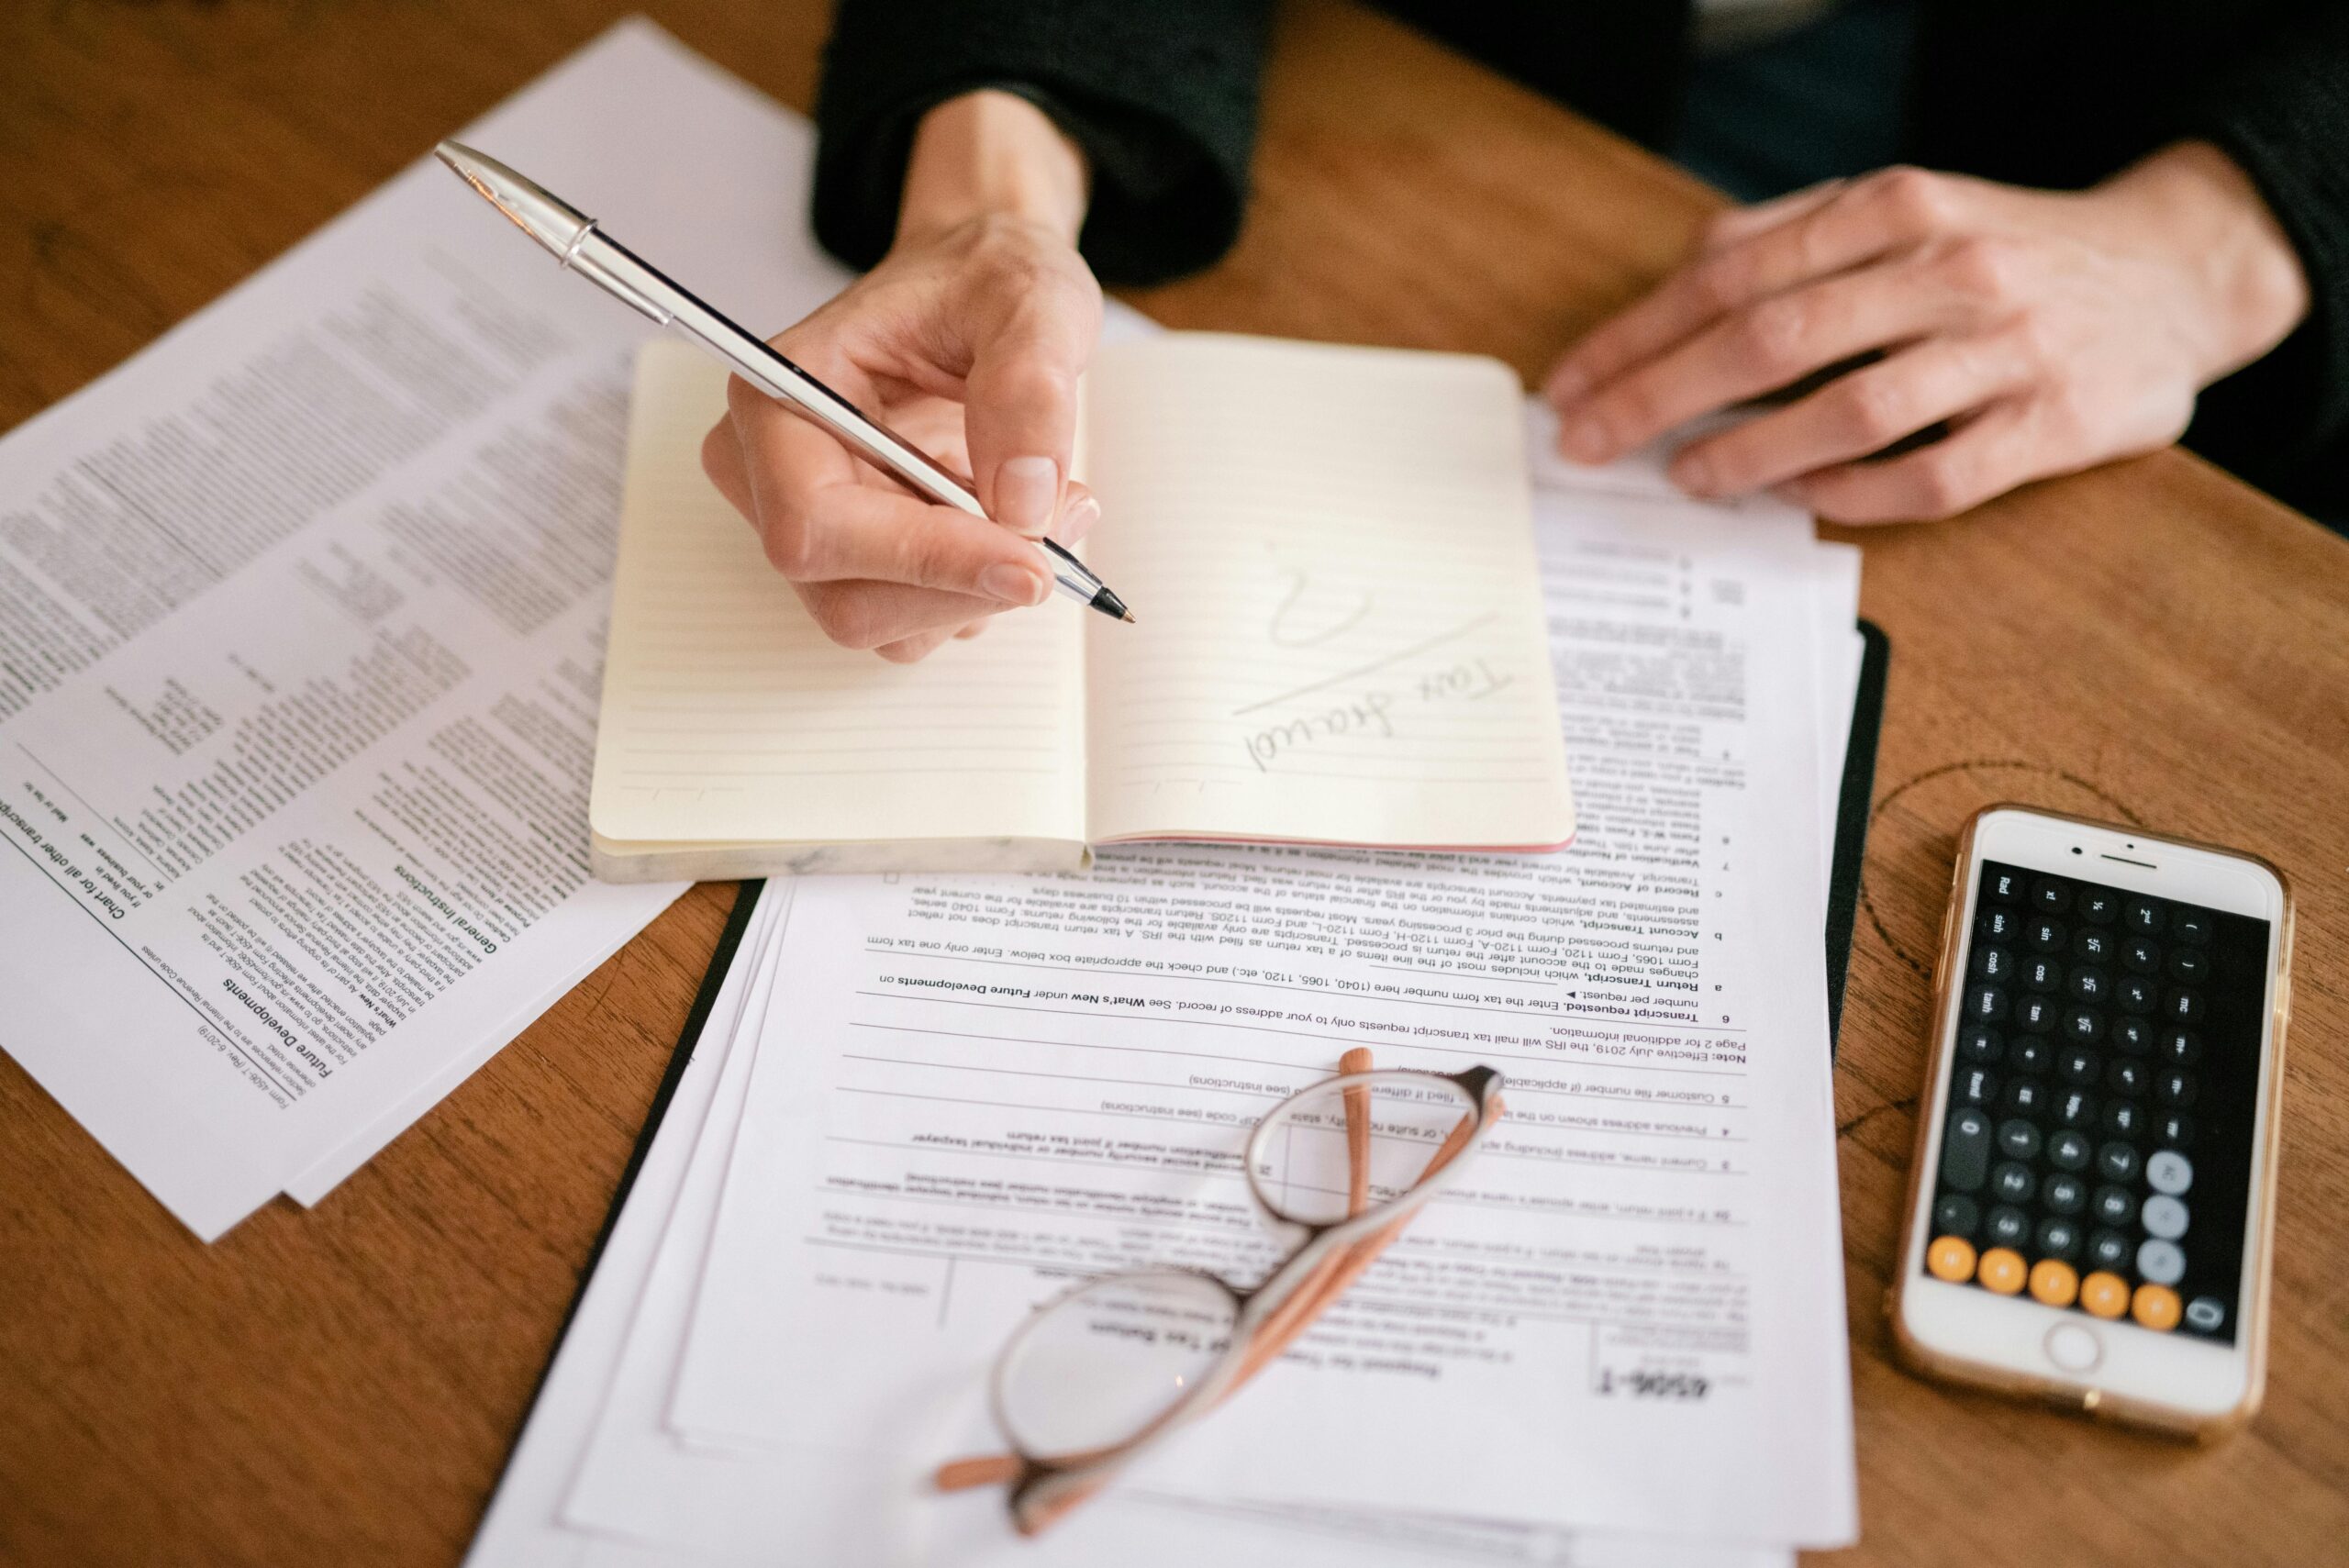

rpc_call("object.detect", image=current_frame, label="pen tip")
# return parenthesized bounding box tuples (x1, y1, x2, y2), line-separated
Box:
(1121, 610, 1137, 624)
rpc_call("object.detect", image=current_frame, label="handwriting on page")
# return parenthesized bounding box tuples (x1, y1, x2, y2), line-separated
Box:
(1233, 610, 1516, 773)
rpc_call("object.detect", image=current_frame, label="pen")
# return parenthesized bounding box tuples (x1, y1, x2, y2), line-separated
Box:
(433, 141, 1132, 624)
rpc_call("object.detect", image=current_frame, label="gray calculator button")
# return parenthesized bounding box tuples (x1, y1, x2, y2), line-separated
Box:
(2142, 1194, 2189, 1240)
(1998, 1118, 2043, 1160)
(2048, 1130, 2092, 1172)
(2185, 1296, 2226, 1333)
(2146, 1151, 2193, 1196)
(1943, 1108, 1992, 1192)
(2136, 1238, 2186, 1285)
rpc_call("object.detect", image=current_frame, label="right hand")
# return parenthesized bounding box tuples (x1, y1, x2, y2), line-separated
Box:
(701, 92, 1103, 662)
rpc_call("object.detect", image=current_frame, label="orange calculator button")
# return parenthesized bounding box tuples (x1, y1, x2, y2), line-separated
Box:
(2132, 1284, 2182, 1330)
(1927, 1236, 1977, 1283)
(2079, 1272, 2131, 1318)
(2028, 1259, 2079, 1308)
(1977, 1247, 2027, 1295)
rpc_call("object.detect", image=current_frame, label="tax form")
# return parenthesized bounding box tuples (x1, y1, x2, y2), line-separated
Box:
(0, 21, 848, 1236)
(640, 476, 1858, 1549)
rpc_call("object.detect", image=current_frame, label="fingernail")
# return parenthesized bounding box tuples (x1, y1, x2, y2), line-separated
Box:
(1670, 452, 1717, 495)
(995, 456, 1059, 537)
(980, 562, 1050, 606)
(1557, 417, 1608, 462)
(1053, 492, 1100, 545)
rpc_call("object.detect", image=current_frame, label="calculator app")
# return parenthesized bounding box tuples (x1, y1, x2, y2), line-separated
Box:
(1920, 862, 2271, 1343)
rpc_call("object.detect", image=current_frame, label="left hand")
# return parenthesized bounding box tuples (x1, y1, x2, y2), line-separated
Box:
(1542, 143, 2309, 523)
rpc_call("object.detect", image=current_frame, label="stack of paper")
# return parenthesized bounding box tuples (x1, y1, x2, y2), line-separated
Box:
(471, 417, 1865, 1564)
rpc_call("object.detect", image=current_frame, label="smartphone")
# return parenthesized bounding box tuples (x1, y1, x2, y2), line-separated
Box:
(1892, 805, 2293, 1438)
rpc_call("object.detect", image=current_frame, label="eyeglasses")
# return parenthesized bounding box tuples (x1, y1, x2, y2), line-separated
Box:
(933, 1047, 1505, 1536)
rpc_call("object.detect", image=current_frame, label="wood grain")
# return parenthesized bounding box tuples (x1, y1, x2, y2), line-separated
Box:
(1, 3, 2343, 1564)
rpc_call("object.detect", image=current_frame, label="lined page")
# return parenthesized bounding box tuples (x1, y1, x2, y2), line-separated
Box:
(588, 342, 1085, 861)
(1080, 335, 1573, 847)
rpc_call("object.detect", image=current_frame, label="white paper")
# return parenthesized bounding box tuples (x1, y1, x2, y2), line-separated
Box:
(0, 19, 881, 1237)
(660, 483, 1857, 1548)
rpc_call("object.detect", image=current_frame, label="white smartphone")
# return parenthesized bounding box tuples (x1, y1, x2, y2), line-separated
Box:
(1892, 805, 2294, 1438)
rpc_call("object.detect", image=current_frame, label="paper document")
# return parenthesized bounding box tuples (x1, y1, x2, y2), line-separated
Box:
(0, 20, 860, 1236)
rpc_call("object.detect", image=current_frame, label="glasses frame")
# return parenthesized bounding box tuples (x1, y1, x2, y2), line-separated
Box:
(982, 1062, 1503, 1532)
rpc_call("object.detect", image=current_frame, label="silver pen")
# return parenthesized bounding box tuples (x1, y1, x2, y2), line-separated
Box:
(434, 141, 1131, 624)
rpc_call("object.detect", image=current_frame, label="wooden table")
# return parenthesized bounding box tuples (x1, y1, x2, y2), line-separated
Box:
(3, 4, 2343, 1563)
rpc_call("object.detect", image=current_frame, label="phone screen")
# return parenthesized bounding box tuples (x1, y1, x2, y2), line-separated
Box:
(1920, 860, 2271, 1343)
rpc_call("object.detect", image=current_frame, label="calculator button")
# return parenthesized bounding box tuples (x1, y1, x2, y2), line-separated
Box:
(2029, 1256, 2079, 1306)
(2184, 1296, 2226, 1333)
(1965, 984, 2010, 1023)
(1942, 1108, 1993, 1190)
(2102, 1101, 2144, 1139)
(2155, 1069, 2199, 1108)
(2146, 1151, 2193, 1196)
(2157, 1028, 2201, 1065)
(2087, 1229, 2132, 1272)
(1956, 1067, 2000, 1107)
(1978, 1247, 2028, 1294)
(2114, 976, 2158, 1015)
(2054, 1091, 2099, 1129)
(1987, 1207, 2032, 1248)
(2027, 918, 2066, 952)
(2096, 1142, 2140, 1183)
(2123, 898, 2166, 936)
(1934, 1194, 1981, 1238)
(1986, 870, 2025, 903)
(1958, 1025, 2003, 1063)
(2036, 1222, 2082, 1267)
(1997, 1118, 2042, 1160)
(2165, 948, 2209, 984)
(2062, 1007, 2103, 1043)
(2043, 1174, 2087, 1216)
(2071, 928, 2115, 963)
(2121, 938, 2161, 973)
(1928, 1234, 1978, 1283)
(2104, 1058, 2148, 1097)
(2048, 1130, 2092, 1171)
(1999, 1079, 2047, 1118)
(2108, 1018, 2153, 1054)
(2080, 1271, 2131, 1318)
(2154, 1113, 2195, 1148)
(2142, 1195, 2189, 1240)
(2171, 909, 2212, 945)
(2008, 1037, 2052, 1074)
(1975, 945, 2015, 982)
(2066, 968, 2108, 1003)
(2057, 1046, 2100, 1086)
(2013, 997, 2060, 1034)
(2032, 877, 2072, 914)
(2076, 889, 2120, 925)
(2132, 1283, 2182, 1330)
(1991, 1161, 2037, 1205)
(2090, 1184, 2135, 1226)
(1979, 906, 2023, 941)
(2021, 956, 2062, 993)
(2165, 988, 2204, 1024)
(2136, 1239, 2186, 1286)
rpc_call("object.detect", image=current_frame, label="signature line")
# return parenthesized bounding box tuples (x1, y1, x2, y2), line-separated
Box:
(1229, 613, 1498, 717)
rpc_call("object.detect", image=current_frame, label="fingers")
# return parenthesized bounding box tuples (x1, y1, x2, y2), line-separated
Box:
(957, 246, 1102, 539)
(1776, 398, 2050, 523)
(1547, 167, 1982, 427)
(1695, 177, 1848, 255)
(1666, 332, 2031, 497)
(794, 577, 1008, 651)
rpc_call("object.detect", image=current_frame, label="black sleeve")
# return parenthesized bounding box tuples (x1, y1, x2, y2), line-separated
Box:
(2183, 4, 2349, 509)
(812, 0, 1275, 287)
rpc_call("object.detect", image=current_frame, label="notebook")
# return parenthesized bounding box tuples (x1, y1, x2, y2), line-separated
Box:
(587, 334, 1575, 880)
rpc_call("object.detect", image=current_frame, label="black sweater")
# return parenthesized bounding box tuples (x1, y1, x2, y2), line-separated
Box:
(813, 1, 2349, 512)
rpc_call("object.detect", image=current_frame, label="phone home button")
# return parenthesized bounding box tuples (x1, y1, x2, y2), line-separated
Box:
(2045, 1321, 2103, 1374)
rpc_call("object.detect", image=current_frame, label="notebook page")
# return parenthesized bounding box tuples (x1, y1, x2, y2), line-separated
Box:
(1079, 335, 1573, 847)
(587, 343, 1085, 859)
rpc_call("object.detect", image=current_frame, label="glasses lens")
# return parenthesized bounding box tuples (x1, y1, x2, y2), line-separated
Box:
(995, 1270, 1238, 1462)
(1250, 1073, 1479, 1228)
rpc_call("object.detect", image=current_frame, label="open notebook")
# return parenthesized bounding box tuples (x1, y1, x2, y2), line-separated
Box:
(588, 334, 1575, 879)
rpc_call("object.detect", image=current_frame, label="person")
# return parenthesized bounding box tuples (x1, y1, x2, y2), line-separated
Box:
(703, 1, 2345, 661)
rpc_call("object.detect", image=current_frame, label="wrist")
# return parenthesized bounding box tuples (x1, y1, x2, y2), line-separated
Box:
(2097, 140, 2310, 383)
(897, 89, 1089, 248)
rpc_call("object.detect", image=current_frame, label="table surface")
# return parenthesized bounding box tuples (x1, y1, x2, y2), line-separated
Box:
(3, 3, 2343, 1563)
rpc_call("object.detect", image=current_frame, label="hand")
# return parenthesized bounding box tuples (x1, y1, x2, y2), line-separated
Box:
(702, 91, 1104, 660)
(1542, 143, 2310, 523)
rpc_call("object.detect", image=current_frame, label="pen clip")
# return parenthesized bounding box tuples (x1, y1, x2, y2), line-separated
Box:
(564, 228, 675, 328)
